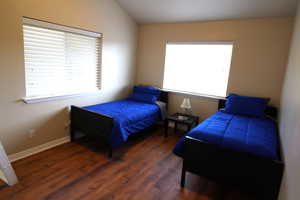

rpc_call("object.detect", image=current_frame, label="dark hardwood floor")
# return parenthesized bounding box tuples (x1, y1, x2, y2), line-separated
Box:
(0, 127, 256, 200)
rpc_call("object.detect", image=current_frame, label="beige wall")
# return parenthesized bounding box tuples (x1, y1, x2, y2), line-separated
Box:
(136, 18, 293, 120)
(278, 3, 300, 200)
(0, 0, 137, 154)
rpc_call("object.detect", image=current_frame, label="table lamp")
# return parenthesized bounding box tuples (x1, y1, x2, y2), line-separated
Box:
(180, 98, 192, 115)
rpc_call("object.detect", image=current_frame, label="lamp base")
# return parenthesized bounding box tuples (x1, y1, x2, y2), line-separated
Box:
(182, 108, 192, 115)
(178, 115, 189, 120)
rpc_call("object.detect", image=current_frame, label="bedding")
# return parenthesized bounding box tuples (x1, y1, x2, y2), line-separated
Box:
(129, 92, 158, 104)
(173, 111, 278, 160)
(128, 86, 161, 104)
(83, 99, 162, 148)
(224, 94, 269, 118)
(156, 101, 167, 120)
(132, 85, 161, 96)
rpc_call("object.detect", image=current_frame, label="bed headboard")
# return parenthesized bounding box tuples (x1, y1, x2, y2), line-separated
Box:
(135, 85, 168, 105)
(159, 90, 169, 106)
(218, 99, 278, 120)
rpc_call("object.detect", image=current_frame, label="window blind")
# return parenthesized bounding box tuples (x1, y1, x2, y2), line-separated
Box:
(23, 18, 102, 99)
(163, 42, 233, 98)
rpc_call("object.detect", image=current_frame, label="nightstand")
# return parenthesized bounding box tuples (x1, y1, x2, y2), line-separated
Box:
(164, 113, 199, 137)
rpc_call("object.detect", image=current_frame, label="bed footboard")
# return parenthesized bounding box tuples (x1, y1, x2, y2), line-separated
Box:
(182, 136, 283, 200)
(70, 106, 114, 157)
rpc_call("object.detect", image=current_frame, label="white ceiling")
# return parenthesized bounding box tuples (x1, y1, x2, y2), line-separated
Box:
(116, 0, 299, 24)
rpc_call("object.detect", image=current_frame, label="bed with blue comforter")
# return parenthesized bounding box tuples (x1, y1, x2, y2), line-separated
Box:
(173, 111, 278, 160)
(70, 86, 168, 157)
(176, 94, 283, 200)
(83, 99, 162, 148)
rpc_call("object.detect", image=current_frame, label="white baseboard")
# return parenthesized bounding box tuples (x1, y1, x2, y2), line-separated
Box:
(8, 136, 70, 163)
(6, 123, 186, 163)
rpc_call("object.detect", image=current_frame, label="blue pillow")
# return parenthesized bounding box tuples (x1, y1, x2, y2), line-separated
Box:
(133, 86, 161, 97)
(224, 94, 269, 118)
(129, 92, 158, 104)
(129, 86, 161, 104)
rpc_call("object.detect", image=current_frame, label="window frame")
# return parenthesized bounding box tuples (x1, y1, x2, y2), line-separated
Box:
(162, 41, 234, 100)
(21, 17, 103, 104)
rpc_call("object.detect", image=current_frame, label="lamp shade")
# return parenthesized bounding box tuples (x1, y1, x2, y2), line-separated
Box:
(181, 98, 191, 109)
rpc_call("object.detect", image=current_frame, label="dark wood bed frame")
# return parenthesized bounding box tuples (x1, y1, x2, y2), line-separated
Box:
(181, 99, 284, 200)
(70, 91, 168, 158)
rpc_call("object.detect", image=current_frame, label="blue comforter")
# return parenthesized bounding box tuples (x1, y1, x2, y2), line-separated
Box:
(173, 111, 278, 160)
(83, 99, 161, 148)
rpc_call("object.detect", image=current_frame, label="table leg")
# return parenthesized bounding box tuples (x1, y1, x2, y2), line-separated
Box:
(174, 122, 178, 133)
(187, 124, 192, 132)
(181, 163, 186, 187)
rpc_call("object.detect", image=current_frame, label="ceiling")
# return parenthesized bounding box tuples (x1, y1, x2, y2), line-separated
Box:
(116, 0, 299, 24)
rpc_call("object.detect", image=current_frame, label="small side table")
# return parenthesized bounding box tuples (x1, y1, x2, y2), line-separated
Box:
(164, 113, 199, 137)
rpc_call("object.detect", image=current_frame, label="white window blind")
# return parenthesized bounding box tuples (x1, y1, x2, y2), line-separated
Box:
(163, 42, 233, 98)
(22, 18, 102, 100)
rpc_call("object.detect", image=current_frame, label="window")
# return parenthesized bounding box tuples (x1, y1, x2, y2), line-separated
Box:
(22, 17, 102, 102)
(163, 42, 233, 98)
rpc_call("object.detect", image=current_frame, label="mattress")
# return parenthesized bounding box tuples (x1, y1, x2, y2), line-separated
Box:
(173, 111, 278, 160)
(83, 99, 161, 148)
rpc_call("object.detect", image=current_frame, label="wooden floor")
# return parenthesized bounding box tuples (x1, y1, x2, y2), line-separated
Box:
(0, 127, 256, 200)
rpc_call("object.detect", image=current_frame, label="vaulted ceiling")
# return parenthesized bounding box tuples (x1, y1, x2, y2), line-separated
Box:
(116, 0, 299, 24)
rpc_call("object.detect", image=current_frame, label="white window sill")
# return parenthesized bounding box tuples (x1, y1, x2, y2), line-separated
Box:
(23, 91, 100, 104)
(162, 89, 226, 101)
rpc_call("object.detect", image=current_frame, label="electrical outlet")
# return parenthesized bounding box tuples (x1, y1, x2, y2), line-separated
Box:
(28, 129, 36, 138)
(64, 122, 70, 130)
